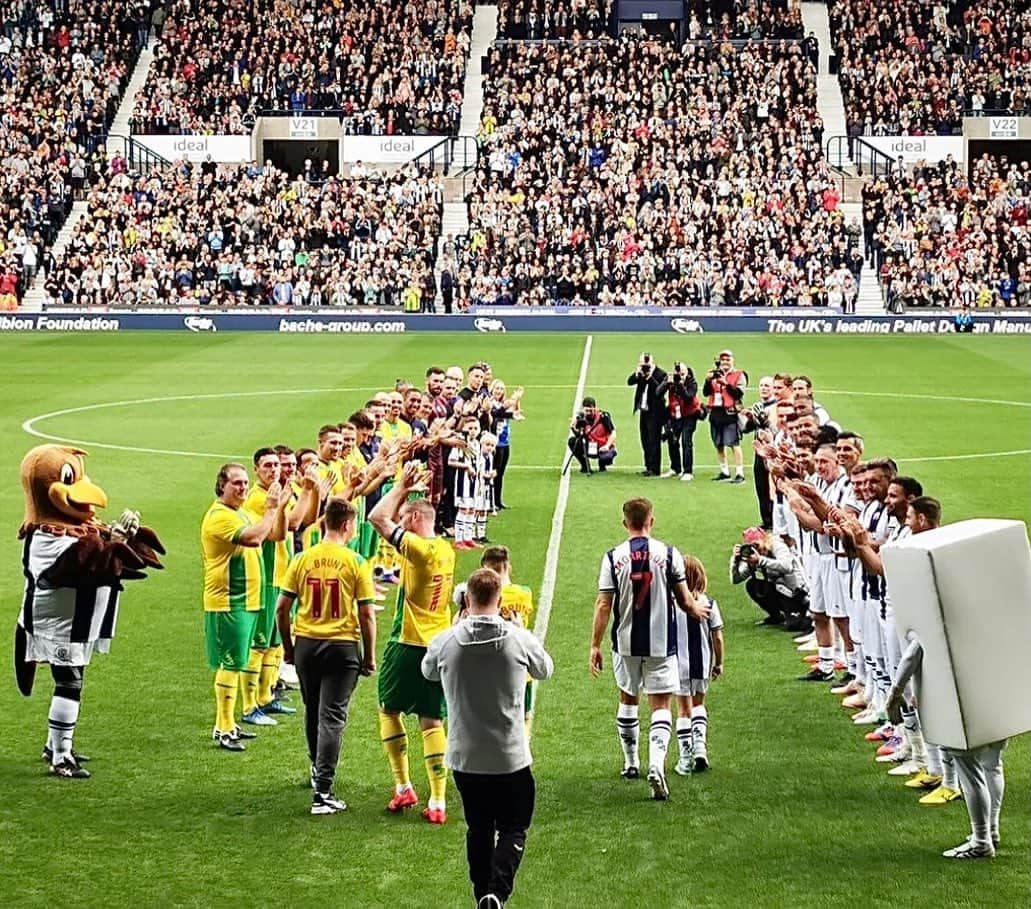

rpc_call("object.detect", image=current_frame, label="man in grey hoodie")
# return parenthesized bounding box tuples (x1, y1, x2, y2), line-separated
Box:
(422, 568, 554, 909)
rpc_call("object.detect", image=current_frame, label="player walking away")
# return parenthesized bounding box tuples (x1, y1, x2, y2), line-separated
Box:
(703, 349, 748, 484)
(275, 498, 378, 816)
(590, 498, 712, 800)
(369, 462, 457, 824)
(455, 546, 537, 731)
(201, 463, 284, 751)
(673, 556, 724, 775)
(241, 448, 296, 727)
(422, 568, 553, 909)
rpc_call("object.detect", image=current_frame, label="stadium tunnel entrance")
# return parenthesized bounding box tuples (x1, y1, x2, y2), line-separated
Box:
(966, 139, 1031, 175)
(262, 139, 340, 177)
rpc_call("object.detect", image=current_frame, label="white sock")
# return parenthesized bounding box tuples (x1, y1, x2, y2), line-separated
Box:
(845, 650, 857, 678)
(458, 512, 473, 542)
(901, 705, 926, 765)
(926, 743, 943, 776)
(648, 708, 672, 772)
(735, 465, 744, 477)
(833, 633, 845, 664)
(675, 717, 693, 762)
(691, 705, 708, 749)
(817, 645, 834, 674)
(616, 704, 640, 769)
(47, 694, 80, 762)
(396, 782, 415, 796)
(719, 462, 729, 476)
(428, 797, 446, 811)
(475, 514, 487, 539)
(852, 644, 865, 685)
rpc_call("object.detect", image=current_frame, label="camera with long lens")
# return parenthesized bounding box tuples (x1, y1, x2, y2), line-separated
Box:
(639, 352, 653, 377)
(574, 412, 590, 434)
(739, 543, 757, 560)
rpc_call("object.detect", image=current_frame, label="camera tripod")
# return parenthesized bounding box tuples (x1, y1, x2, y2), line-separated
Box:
(562, 433, 592, 476)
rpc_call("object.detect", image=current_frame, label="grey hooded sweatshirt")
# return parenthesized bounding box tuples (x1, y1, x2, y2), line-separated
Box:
(421, 614, 554, 774)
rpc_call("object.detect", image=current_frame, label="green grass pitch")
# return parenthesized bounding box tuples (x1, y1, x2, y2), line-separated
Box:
(0, 333, 1028, 908)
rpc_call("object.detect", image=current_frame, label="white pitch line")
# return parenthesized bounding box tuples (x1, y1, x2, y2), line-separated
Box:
(533, 335, 593, 644)
(526, 336, 593, 736)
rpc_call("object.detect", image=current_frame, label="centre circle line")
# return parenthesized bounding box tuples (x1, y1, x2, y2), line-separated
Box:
(20, 387, 1031, 463)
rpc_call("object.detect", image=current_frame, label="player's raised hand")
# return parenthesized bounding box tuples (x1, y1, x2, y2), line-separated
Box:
(317, 475, 334, 501)
(265, 481, 284, 510)
(589, 646, 603, 678)
(302, 465, 319, 489)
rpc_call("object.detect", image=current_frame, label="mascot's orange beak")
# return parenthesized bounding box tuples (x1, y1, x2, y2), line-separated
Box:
(48, 475, 108, 520)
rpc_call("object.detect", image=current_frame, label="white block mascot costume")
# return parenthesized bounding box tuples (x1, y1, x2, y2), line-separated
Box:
(882, 520, 1031, 859)
(14, 445, 165, 778)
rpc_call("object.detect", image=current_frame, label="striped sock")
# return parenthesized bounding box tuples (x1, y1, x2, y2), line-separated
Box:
(616, 704, 640, 769)
(690, 705, 709, 748)
(676, 717, 693, 762)
(648, 709, 673, 772)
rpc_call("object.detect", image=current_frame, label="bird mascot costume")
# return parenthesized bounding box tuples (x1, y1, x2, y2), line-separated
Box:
(15, 445, 165, 778)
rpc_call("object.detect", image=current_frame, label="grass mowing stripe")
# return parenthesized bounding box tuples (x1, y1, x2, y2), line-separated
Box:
(529, 335, 593, 731)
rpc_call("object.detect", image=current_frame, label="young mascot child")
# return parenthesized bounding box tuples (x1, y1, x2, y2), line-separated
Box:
(674, 555, 725, 774)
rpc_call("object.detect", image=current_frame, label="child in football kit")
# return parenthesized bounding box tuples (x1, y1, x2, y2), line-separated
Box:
(449, 417, 481, 550)
(474, 432, 497, 542)
(673, 555, 725, 775)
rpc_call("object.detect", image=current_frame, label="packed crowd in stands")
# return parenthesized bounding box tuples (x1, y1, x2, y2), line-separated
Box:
(459, 37, 862, 308)
(496, 0, 802, 41)
(41, 160, 443, 309)
(132, 0, 473, 137)
(830, 0, 1030, 138)
(0, 0, 152, 303)
(865, 154, 1031, 310)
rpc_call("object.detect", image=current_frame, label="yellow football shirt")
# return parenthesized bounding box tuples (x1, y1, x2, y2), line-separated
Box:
(280, 541, 375, 641)
(242, 484, 294, 591)
(200, 501, 263, 612)
(379, 419, 413, 444)
(390, 531, 455, 646)
(500, 583, 534, 627)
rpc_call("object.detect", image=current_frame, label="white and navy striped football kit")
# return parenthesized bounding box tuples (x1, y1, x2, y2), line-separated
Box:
(808, 471, 859, 619)
(675, 596, 724, 696)
(880, 519, 912, 675)
(449, 444, 477, 507)
(19, 531, 121, 666)
(598, 537, 687, 694)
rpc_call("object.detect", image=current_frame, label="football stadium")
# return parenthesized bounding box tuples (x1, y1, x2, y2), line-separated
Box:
(2, 2, 1031, 908)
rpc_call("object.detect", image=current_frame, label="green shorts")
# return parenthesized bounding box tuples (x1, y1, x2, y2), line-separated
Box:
(359, 521, 379, 561)
(205, 610, 259, 671)
(251, 587, 280, 650)
(378, 640, 446, 720)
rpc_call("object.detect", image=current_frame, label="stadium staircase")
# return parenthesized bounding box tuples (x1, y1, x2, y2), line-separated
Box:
(802, 2, 882, 313)
(431, 3, 496, 306)
(840, 201, 883, 314)
(800, 1, 850, 170)
(108, 38, 157, 154)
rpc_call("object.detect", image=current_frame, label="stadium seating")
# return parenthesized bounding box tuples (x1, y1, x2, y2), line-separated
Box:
(829, 0, 1029, 137)
(462, 38, 861, 307)
(41, 162, 443, 308)
(865, 155, 1031, 310)
(131, 0, 474, 136)
(0, 0, 152, 300)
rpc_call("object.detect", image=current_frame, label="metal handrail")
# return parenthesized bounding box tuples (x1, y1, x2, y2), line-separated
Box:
(102, 134, 172, 175)
(851, 136, 897, 178)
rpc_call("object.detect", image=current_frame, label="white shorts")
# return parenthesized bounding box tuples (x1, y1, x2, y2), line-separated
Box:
(455, 496, 475, 511)
(612, 652, 678, 695)
(677, 677, 709, 697)
(861, 599, 882, 659)
(809, 555, 850, 619)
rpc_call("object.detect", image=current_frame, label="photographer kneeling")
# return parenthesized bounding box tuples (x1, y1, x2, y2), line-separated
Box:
(730, 528, 811, 631)
(568, 397, 617, 474)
